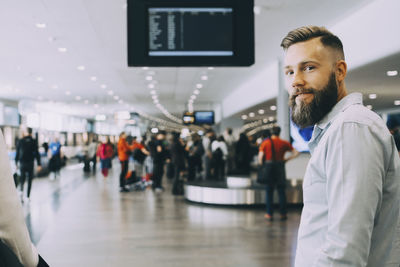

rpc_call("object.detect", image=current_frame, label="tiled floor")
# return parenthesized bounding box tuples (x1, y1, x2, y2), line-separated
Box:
(22, 161, 301, 267)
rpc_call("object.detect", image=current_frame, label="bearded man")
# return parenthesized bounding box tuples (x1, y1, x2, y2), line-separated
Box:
(281, 26, 400, 266)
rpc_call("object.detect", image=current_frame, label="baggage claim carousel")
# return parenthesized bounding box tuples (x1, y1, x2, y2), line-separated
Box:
(184, 175, 303, 205)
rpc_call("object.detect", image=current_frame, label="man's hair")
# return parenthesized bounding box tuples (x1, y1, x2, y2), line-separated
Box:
(271, 126, 281, 136)
(281, 26, 345, 60)
(262, 129, 271, 139)
(27, 128, 33, 135)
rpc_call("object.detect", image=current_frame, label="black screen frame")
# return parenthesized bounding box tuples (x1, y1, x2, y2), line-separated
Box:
(127, 0, 254, 67)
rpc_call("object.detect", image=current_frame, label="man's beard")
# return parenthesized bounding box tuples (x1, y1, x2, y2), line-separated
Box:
(289, 73, 338, 128)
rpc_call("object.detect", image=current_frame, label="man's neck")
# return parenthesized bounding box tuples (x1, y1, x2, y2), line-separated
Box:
(337, 84, 348, 103)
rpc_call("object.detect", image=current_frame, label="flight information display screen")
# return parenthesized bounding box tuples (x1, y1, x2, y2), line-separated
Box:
(148, 7, 233, 56)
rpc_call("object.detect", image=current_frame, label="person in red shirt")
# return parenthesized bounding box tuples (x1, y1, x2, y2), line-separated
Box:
(117, 132, 133, 192)
(97, 137, 114, 178)
(258, 126, 299, 221)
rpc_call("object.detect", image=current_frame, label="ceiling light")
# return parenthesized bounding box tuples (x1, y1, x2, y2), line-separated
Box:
(94, 104, 99, 108)
(241, 115, 248, 120)
(196, 83, 203, 89)
(208, 67, 214, 70)
(75, 96, 81, 101)
(152, 95, 158, 100)
(263, 118, 268, 123)
(387, 70, 398, 77)
(113, 96, 119, 100)
(153, 99, 159, 104)
(258, 109, 265, 114)
(36, 23, 46, 29)
(77, 65, 85, 71)
(36, 77, 43, 82)
(100, 84, 107, 89)
(107, 90, 114, 95)
(90, 76, 97, 81)
(249, 112, 255, 117)
(145, 76, 153, 81)
(58, 47, 67, 53)
(190, 95, 197, 99)
(201, 75, 208, 81)
(118, 100, 124, 104)
(369, 94, 377, 99)
(366, 105, 373, 110)
(270, 105, 277, 111)
(269, 116, 275, 121)
(148, 84, 155, 89)
(193, 89, 200, 95)
(150, 90, 157, 95)
(142, 67, 149, 70)
(394, 100, 400, 106)
(84, 100, 89, 104)
(65, 91, 71, 95)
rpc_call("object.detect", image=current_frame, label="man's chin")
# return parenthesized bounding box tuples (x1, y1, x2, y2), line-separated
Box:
(295, 93, 314, 106)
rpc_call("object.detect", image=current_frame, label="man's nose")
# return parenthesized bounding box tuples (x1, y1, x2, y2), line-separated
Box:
(291, 71, 306, 89)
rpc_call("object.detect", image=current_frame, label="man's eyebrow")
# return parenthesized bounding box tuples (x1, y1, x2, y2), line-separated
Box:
(284, 60, 320, 69)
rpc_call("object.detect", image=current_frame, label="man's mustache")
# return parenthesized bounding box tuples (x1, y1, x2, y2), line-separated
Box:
(291, 88, 316, 97)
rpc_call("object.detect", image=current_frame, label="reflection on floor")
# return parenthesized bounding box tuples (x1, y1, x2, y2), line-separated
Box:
(22, 161, 302, 267)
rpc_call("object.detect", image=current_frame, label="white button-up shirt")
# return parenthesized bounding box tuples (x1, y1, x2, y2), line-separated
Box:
(295, 93, 400, 267)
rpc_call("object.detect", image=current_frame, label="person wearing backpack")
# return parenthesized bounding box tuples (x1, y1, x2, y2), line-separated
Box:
(15, 128, 41, 203)
(258, 127, 299, 221)
(211, 136, 228, 181)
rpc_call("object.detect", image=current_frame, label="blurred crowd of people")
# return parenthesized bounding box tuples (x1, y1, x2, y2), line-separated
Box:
(79, 127, 264, 194)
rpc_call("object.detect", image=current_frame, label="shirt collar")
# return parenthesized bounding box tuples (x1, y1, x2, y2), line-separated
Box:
(316, 92, 363, 130)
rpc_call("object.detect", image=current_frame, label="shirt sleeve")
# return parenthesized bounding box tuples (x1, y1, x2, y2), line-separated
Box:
(313, 122, 385, 266)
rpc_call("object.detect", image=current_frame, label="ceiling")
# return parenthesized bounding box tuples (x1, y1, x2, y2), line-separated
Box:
(0, 0, 398, 128)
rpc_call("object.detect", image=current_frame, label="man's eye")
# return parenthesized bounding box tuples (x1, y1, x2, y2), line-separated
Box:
(285, 70, 294, 76)
(304, 66, 315, 71)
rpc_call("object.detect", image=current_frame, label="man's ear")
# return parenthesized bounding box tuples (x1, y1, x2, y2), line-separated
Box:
(335, 60, 347, 83)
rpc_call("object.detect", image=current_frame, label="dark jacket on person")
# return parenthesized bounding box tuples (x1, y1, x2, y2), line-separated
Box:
(15, 136, 41, 165)
(153, 140, 167, 164)
(171, 140, 186, 169)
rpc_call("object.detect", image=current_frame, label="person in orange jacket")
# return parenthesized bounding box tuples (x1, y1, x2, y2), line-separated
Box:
(117, 132, 133, 192)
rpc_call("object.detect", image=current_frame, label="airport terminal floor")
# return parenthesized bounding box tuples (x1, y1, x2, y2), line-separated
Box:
(23, 160, 302, 267)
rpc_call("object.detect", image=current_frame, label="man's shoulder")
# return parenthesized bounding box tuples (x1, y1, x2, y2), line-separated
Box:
(339, 104, 382, 126)
(328, 104, 391, 139)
